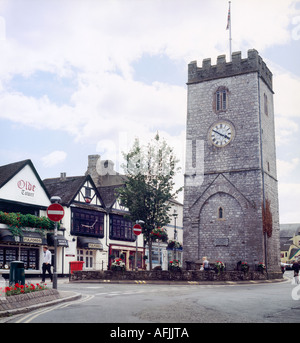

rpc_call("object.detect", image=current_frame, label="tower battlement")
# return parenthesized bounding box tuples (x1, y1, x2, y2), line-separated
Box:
(188, 49, 273, 91)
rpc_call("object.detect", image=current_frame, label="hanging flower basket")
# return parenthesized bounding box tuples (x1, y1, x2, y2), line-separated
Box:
(150, 227, 168, 243)
(167, 240, 182, 250)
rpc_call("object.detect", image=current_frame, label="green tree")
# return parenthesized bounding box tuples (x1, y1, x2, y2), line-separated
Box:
(118, 133, 182, 270)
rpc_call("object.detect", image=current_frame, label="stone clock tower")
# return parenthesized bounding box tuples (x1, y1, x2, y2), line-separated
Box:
(183, 49, 281, 274)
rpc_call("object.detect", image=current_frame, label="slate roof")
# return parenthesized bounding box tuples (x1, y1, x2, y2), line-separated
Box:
(281, 224, 300, 236)
(43, 174, 103, 207)
(43, 176, 86, 205)
(97, 184, 124, 209)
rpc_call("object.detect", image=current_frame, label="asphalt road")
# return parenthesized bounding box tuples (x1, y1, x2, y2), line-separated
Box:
(2, 271, 300, 324)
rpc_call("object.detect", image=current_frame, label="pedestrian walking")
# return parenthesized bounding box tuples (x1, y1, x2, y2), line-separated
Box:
(41, 246, 53, 283)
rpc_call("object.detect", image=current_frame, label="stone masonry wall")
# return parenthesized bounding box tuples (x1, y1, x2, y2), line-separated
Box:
(183, 50, 280, 272)
(70, 269, 283, 282)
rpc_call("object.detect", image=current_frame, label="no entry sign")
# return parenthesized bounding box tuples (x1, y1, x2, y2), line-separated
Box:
(47, 203, 64, 222)
(133, 224, 142, 235)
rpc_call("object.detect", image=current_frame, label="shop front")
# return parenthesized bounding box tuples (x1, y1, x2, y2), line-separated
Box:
(0, 224, 45, 276)
(109, 244, 145, 270)
(0, 159, 52, 277)
(76, 236, 104, 270)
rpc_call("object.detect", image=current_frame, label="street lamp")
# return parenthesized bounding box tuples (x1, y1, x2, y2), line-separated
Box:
(172, 209, 178, 261)
(135, 220, 145, 271)
(172, 209, 178, 241)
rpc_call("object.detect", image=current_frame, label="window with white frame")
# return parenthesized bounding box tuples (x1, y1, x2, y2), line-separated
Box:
(77, 249, 94, 269)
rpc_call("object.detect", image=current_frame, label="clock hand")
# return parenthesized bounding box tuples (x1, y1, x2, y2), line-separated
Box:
(212, 129, 230, 140)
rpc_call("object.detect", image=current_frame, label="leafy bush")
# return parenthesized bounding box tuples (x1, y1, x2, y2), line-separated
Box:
(0, 211, 57, 236)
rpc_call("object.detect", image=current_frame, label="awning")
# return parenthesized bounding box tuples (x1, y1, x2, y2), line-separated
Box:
(0, 228, 16, 243)
(0, 229, 44, 245)
(47, 233, 69, 247)
(77, 236, 103, 250)
(21, 231, 44, 245)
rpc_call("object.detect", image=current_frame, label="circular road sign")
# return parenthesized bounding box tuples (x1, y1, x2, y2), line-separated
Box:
(47, 203, 64, 222)
(133, 224, 142, 235)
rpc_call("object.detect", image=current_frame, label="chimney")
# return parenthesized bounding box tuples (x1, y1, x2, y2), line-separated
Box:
(100, 160, 116, 176)
(86, 154, 101, 187)
(60, 172, 66, 181)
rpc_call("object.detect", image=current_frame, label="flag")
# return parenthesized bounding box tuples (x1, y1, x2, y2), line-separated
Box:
(226, 2, 231, 30)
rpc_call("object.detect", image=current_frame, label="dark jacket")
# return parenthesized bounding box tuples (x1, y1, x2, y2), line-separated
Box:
(292, 262, 300, 273)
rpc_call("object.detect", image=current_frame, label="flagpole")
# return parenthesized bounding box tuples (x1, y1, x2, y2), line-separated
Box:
(227, 1, 232, 61)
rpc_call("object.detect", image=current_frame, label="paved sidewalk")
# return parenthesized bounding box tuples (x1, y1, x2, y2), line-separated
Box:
(0, 277, 81, 319)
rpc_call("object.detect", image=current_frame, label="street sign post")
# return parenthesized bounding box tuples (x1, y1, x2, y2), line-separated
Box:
(47, 201, 64, 289)
(133, 223, 142, 271)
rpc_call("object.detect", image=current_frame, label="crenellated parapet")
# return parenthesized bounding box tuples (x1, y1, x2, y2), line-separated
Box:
(188, 49, 273, 91)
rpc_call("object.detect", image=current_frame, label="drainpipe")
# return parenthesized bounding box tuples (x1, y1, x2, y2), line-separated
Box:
(105, 209, 111, 269)
(257, 71, 268, 278)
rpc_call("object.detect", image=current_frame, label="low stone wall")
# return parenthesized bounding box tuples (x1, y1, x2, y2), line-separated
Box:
(0, 289, 60, 315)
(70, 269, 283, 282)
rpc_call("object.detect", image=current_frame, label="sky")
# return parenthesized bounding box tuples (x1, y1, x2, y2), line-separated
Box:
(0, 0, 299, 224)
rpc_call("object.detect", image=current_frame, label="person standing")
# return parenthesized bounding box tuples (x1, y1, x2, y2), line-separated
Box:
(202, 256, 210, 271)
(42, 246, 52, 283)
(292, 258, 300, 284)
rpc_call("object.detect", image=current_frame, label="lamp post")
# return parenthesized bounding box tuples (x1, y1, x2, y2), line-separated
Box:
(49, 196, 62, 290)
(173, 209, 178, 241)
(172, 209, 178, 260)
(134, 220, 144, 271)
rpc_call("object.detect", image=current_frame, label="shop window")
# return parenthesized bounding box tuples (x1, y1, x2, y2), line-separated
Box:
(0, 247, 39, 270)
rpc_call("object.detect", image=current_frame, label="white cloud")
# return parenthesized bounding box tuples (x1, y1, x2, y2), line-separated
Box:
(0, 0, 298, 79)
(41, 150, 67, 168)
(273, 70, 300, 118)
(0, 0, 298, 146)
(278, 183, 300, 223)
(275, 116, 299, 145)
(277, 158, 299, 180)
(0, 0, 299, 218)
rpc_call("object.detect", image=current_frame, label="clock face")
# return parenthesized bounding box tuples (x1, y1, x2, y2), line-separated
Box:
(210, 122, 233, 147)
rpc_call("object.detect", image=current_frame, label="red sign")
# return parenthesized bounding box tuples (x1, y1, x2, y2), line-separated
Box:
(47, 203, 64, 222)
(133, 224, 142, 235)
